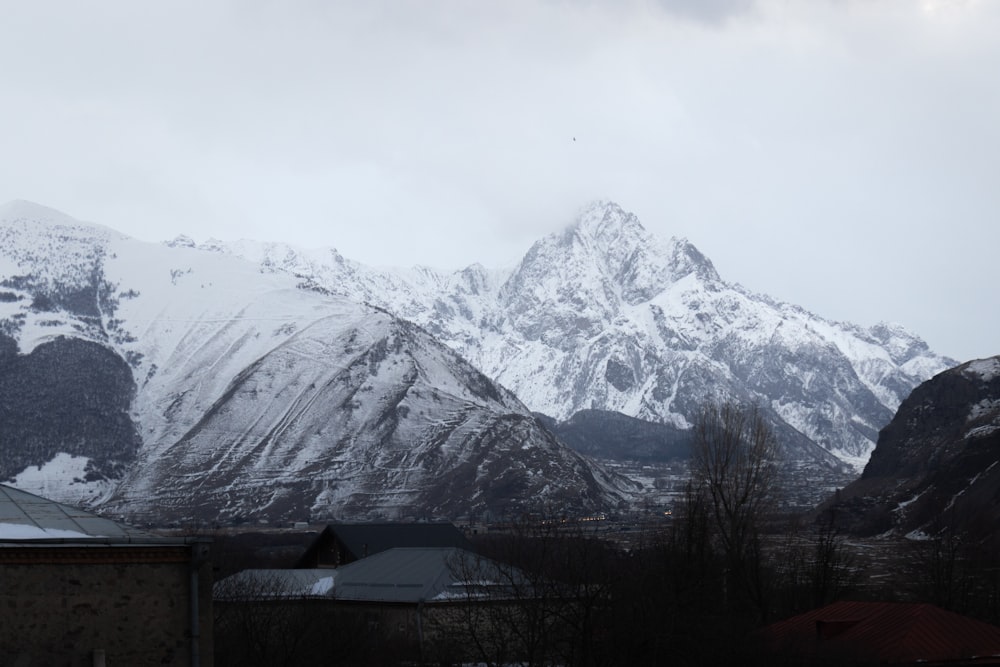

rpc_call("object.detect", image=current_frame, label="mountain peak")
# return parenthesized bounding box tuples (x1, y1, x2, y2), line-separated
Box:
(0, 200, 79, 226)
(562, 201, 652, 258)
(867, 322, 931, 365)
(164, 234, 197, 249)
(667, 236, 720, 284)
(495, 202, 725, 348)
(0, 201, 128, 247)
(563, 201, 720, 292)
(572, 200, 641, 236)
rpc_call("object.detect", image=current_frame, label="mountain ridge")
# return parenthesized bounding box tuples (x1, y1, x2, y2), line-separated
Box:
(202, 200, 954, 471)
(0, 199, 961, 523)
(0, 200, 634, 522)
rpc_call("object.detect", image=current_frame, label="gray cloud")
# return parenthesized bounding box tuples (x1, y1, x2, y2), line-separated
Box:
(652, 0, 757, 24)
(0, 1, 997, 362)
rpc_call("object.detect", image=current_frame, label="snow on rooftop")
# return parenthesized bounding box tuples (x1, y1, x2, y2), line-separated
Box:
(310, 576, 335, 596)
(0, 523, 96, 539)
(0, 483, 152, 542)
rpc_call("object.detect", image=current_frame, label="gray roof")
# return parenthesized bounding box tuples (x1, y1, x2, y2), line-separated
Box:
(298, 521, 473, 566)
(0, 483, 158, 543)
(214, 569, 336, 600)
(333, 547, 522, 604)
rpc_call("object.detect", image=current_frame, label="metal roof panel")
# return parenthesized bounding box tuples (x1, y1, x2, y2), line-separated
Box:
(0, 484, 157, 542)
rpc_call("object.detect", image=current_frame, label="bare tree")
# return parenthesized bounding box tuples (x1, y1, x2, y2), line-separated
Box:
(808, 516, 859, 608)
(213, 572, 318, 667)
(213, 572, 374, 666)
(772, 515, 860, 617)
(429, 519, 620, 667)
(427, 545, 558, 666)
(691, 401, 778, 618)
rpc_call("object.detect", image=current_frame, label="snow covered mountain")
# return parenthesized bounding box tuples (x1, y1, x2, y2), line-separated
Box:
(207, 201, 955, 473)
(0, 200, 632, 523)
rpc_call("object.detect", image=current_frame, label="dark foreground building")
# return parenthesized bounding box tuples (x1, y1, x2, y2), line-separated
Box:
(215, 545, 542, 665)
(0, 484, 212, 666)
(758, 600, 1000, 665)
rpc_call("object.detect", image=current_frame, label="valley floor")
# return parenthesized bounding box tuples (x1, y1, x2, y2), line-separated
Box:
(601, 457, 858, 516)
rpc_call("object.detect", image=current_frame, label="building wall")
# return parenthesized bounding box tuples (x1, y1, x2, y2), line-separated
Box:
(0, 546, 213, 667)
(213, 599, 416, 666)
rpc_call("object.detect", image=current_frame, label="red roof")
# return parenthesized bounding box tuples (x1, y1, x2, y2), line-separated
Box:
(759, 601, 1000, 665)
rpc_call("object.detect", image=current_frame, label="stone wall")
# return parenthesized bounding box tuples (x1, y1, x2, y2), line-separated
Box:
(0, 545, 212, 667)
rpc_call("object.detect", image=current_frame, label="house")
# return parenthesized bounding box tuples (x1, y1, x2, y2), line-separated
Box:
(217, 546, 515, 620)
(757, 600, 1000, 665)
(331, 545, 524, 608)
(331, 546, 556, 664)
(216, 546, 536, 665)
(295, 521, 473, 567)
(0, 484, 213, 666)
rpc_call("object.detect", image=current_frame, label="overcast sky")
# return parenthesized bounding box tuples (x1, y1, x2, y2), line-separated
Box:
(1, 0, 996, 363)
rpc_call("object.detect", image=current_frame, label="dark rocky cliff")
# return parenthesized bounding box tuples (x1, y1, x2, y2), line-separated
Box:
(823, 356, 1000, 537)
(0, 334, 140, 483)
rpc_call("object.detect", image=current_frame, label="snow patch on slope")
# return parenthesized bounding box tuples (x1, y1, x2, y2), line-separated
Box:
(11, 453, 115, 507)
(965, 358, 1000, 382)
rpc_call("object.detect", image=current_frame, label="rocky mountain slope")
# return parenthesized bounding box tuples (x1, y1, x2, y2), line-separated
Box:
(536, 410, 692, 463)
(0, 200, 632, 523)
(823, 356, 1000, 538)
(207, 201, 955, 473)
